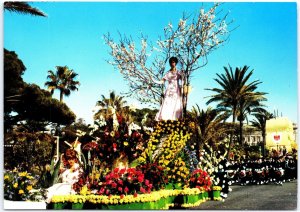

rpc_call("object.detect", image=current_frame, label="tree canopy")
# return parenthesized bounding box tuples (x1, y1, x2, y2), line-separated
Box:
(4, 49, 76, 129)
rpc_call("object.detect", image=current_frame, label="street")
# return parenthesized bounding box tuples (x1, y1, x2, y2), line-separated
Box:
(192, 180, 297, 210)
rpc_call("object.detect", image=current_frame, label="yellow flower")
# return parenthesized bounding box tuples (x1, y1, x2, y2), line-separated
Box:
(18, 190, 24, 195)
(110, 131, 115, 137)
(80, 185, 90, 195)
(13, 183, 18, 188)
(4, 175, 9, 181)
(26, 185, 33, 191)
(123, 141, 129, 146)
(19, 171, 27, 177)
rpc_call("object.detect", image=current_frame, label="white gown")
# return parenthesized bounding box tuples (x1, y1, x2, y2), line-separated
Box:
(46, 163, 82, 203)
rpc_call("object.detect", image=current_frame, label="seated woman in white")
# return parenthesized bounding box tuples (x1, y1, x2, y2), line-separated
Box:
(46, 149, 83, 203)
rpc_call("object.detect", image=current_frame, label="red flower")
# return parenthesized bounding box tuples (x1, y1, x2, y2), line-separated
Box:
(111, 182, 117, 188)
(134, 192, 138, 197)
(117, 114, 123, 123)
(118, 179, 123, 185)
(118, 187, 123, 192)
(132, 131, 140, 138)
(124, 187, 129, 194)
(115, 131, 120, 138)
(120, 168, 126, 175)
(138, 175, 144, 183)
(120, 194, 124, 199)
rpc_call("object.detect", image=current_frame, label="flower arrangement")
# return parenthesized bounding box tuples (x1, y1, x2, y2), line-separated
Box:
(188, 169, 212, 191)
(4, 169, 37, 201)
(85, 111, 147, 170)
(97, 167, 153, 197)
(166, 158, 190, 189)
(136, 162, 167, 191)
(137, 120, 192, 189)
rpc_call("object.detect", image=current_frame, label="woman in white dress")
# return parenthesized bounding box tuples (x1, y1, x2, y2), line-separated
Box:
(46, 149, 83, 203)
(154, 57, 183, 121)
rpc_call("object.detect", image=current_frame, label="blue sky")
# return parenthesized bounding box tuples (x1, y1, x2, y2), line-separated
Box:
(4, 2, 298, 125)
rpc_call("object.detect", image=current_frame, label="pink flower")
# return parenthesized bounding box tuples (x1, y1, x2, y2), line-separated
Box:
(145, 179, 149, 186)
(118, 187, 123, 192)
(99, 187, 105, 194)
(118, 179, 123, 185)
(140, 187, 146, 193)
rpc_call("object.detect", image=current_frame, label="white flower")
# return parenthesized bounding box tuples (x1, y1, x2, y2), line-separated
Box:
(143, 126, 153, 132)
(128, 122, 141, 136)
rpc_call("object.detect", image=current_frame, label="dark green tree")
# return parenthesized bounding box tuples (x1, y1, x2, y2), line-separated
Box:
(250, 109, 274, 157)
(206, 65, 265, 159)
(189, 105, 230, 159)
(236, 92, 267, 145)
(45, 66, 80, 102)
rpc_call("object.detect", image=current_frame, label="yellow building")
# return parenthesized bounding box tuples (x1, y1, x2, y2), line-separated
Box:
(266, 117, 297, 152)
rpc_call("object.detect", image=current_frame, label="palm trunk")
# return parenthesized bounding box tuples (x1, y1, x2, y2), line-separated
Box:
(228, 107, 236, 160)
(239, 120, 243, 145)
(60, 91, 63, 102)
(262, 129, 266, 157)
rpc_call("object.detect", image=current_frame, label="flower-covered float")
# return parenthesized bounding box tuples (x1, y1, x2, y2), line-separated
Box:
(44, 108, 222, 209)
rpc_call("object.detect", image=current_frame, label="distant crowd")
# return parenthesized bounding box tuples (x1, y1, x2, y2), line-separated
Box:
(215, 155, 297, 198)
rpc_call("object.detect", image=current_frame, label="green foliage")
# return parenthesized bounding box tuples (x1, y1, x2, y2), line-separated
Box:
(4, 48, 26, 116)
(206, 65, 266, 159)
(4, 49, 76, 128)
(45, 66, 80, 102)
(4, 131, 53, 172)
(130, 108, 158, 126)
(14, 83, 76, 125)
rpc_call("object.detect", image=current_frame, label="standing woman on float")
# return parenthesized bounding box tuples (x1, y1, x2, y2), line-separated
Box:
(154, 57, 183, 121)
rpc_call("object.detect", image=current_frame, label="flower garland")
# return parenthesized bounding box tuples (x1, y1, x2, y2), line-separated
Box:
(50, 187, 209, 204)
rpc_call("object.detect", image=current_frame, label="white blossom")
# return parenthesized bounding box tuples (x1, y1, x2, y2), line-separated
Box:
(128, 122, 141, 136)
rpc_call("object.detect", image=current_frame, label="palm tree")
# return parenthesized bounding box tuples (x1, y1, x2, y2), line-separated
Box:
(206, 65, 263, 159)
(93, 91, 127, 120)
(250, 110, 274, 157)
(190, 105, 230, 159)
(236, 92, 267, 145)
(45, 66, 80, 102)
(4, 2, 47, 17)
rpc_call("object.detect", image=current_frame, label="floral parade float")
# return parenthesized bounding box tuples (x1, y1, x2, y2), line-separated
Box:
(44, 108, 222, 209)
